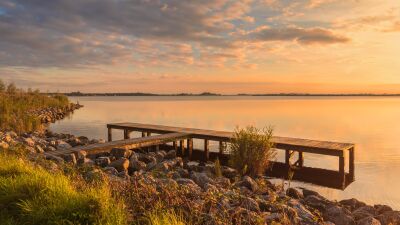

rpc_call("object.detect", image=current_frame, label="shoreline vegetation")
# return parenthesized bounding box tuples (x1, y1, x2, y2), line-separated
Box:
(1, 81, 400, 225)
(63, 91, 400, 97)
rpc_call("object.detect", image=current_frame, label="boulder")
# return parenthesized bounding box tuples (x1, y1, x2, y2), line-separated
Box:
(324, 205, 355, 225)
(302, 188, 321, 198)
(103, 167, 119, 176)
(110, 148, 132, 159)
(286, 187, 303, 199)
(221, 166, 238, 179)
(352, 206, 377, 221)
(129, 159, 147, 171)
(176, 178, 197, 186)
(241, 197, 260, 212)
(374, 205, 393, 215)
(45, 146, 57, 152)
(95, 157, 111, 167)
(109, 158, 129, 172)
(304, 195, 331, 211)
(190, 171, 214, 189)
(24, 138, 35, 147)
(35, 145, 45, 153)
(288, 199, 315, 224)
(340, 198, 367, 212)
(238, 176, 259, 192)
(357, 217, 381, 225)
(63, 153, 77, 165)
(165, 150, 176, 159)
(56, 140, 72, 150)
(375, 211, 400, 225)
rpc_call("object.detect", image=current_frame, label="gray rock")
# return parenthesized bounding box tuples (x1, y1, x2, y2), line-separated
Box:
(288, 199, 315, 224)
(375, 211, 400, 225)
(103, 167, 119, 176)
(109, 158, 129, 172)
(190, 171, 213, 189)
(64, 153, 77, 164)
(221, 166, 238, 179)
(35, 145, 44, 153)
(305, 194, 331, 211)
(165, 150, 176, 159)
(340, 198, 367, 212)
(324, 205, 355, 225)
(176, 178, 197, 186)
(95, 157, 111, 167)
(242, 197, 260, 212)
(24, 138, 35, 147)
(286, 187, 303, 199)
(45, 146, 57, 152)
(110, 148, 132, 159)
(129, 159, 147, 171)
(56, 140, 72, 150)
(374, 205, 393, 215)
(357, 217, 381, 225)
(239, 176, 259, 192)
(302, 188, 321, 198)
(154, 151, 165, 162)
(353, 206, 376, 221)
(265, 213, 283, 223)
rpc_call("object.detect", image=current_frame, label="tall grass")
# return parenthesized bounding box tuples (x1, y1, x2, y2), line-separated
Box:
(0, 79, 70, 133)
(229, 126, 276, 176)
(0, 153, 127, 225)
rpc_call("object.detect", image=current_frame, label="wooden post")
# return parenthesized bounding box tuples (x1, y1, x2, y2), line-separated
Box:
(349, 147, 355, 181)
(187, 138, 193, 159)
(123, 129, 130, 140)
(108, 128, 112, 142)
(298, 151, 304, 167)
(142, 132, 146, 137)
(147, 132, 151, 137)
(179, 140, 185, 156)
(204, 139, 209, 161)
(339, 155, 346, 188)
(173, 141, 177, 151)
(285, 150, 291, 165)
(219, 141, 225, 155)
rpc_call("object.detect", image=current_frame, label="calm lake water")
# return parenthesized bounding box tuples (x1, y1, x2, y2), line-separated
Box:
(50, 96, 400, 209)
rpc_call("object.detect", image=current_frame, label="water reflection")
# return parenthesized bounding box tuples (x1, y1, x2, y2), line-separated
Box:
(50, 96, 400, 209)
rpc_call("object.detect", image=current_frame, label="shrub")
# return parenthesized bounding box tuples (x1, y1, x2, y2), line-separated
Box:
(0, 154, 127, 225)
(229, 126, 276, 176)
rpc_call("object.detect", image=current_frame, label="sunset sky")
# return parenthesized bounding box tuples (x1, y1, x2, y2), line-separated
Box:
(0, 0, 400, 94)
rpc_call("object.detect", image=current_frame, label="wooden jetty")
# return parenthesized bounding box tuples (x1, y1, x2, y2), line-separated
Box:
(47, 122, 356, 189)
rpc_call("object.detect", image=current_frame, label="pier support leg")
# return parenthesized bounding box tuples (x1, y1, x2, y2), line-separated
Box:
(108, 128, 112, 142)
(339, 155, 346, 188)
(179, 140, 185, 156)
(141, 132, 146, 137)
(173, 141, 177, 151)
(298, 151, 304, 167)
(349, 147, 355, 181)
(187, 138, 193, 159)
(147, 132, 151, 137)
(219, 141, 225, 155)
(123, 129, 130, 140)
(204, 139, 209, 161)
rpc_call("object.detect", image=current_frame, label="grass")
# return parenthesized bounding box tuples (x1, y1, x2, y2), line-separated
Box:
(229, 126, 276, 176)
(0, 152, 127, 225)
(0, 80, 70, 133)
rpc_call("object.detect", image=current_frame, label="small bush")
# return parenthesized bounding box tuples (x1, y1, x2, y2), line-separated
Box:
(145, 207, 187, 225)
(229, 126, 276, 176)
(0, 154, 127, 225)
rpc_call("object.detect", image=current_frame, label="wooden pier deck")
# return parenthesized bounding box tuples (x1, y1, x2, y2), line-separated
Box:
(106, 122, 355, 189)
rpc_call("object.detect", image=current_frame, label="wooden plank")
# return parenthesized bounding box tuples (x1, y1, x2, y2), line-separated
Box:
(123, 129, 130, 140)
(179, 140, 185, 156)
(108, 128, 112, 142)
(44, 132, 190, 158)
(349, 147, 355, 180)
(107, 122, 354, 156)
(339, 156, 346, 188)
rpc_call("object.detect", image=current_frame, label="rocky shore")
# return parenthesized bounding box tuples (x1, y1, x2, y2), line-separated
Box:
(0, 105, 399, 225)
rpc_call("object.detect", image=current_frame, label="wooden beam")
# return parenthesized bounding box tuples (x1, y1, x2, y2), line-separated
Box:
(187, 138, 193, 159)
(204, 139, 209, 161)
(108, 128, 112, 142)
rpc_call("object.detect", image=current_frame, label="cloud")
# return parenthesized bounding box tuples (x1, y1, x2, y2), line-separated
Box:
(248, 27, 350, 44)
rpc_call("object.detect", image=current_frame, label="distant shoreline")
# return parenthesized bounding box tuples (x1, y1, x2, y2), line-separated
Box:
(61, 92, 400, 97)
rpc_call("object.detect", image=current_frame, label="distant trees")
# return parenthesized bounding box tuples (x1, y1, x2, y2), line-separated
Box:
(0, 79, 5, 93)
(6, 82, 17, 94)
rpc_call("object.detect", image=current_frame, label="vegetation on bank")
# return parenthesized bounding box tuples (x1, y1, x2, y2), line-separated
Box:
(229, 126, 276, 176)
(0, 79, 70, 133)
(0, 148, 127, 225)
